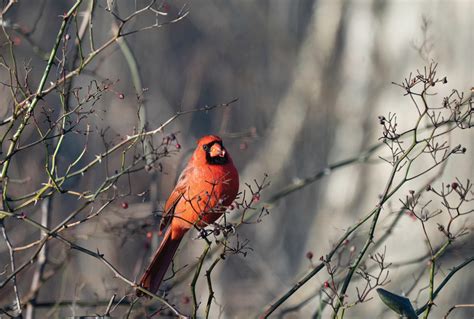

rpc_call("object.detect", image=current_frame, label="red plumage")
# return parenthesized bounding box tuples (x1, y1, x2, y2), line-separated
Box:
(138, 135, 239, 293)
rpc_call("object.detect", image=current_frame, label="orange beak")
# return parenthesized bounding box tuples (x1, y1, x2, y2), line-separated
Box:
(209, 143, 226, 158)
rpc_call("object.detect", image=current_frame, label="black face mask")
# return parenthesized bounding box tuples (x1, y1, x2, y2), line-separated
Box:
(203, 141, 228, 165)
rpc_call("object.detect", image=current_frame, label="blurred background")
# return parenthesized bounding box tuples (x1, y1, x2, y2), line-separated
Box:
(0, 0, 473, 318)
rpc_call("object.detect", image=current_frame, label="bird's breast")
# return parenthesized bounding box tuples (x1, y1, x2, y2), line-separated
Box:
(171, 163, 239, 237)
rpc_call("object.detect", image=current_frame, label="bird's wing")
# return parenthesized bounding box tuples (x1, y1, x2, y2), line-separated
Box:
(159, 164, 194, 231)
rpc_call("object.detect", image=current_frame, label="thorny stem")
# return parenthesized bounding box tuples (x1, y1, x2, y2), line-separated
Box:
(205, 256, 221, 319)
(191, 244, 211, 317)
(113, 18, 162, 254)
(0, 203, 187, 317)
(331, 79, 434, 317)
(331, 142, 417, 318)
(420, 239, 455, 318)
(0, 98, 238, 214)
(1, 4, 188, 126)
(259, 140, 416, 319)
(0, 202, 94, 289)
(0, 0, 83, 181)
(283, 166, 448, 319)
(259, 207, 377, 319)
(417, 256, 474, 315)
(422, 260, 436, 319)
(260, 65, 473, 318)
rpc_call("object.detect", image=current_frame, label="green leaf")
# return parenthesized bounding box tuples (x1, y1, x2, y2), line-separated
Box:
(377, 288, 418, 319)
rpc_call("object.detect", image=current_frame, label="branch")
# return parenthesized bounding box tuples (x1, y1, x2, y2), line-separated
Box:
(416, 256, 474, 315)
(0, 220, 21, 316)
(0, 0, 83, 180)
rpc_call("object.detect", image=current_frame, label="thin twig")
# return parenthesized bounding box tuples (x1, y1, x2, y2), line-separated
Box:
(443, 303, 474, 318)
(24, 198, 51, 319)
(1, 220, 22, 316)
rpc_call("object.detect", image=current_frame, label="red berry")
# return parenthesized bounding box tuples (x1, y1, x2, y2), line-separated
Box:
(118, 93, 125, 99)
(146, 231, 152, 239)
(252, 194, 260, 203)
(406, 210, 416, 221)
(121, 202, 129, 209)
(323, 281, 329, 288)
(306, 251, 313, 260)
(175, 143, 181, 149)
(12, 36, 21, 46)
(451, 182, 458, 190)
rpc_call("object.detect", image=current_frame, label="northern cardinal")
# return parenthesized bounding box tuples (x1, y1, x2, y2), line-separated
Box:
(138, 135, 239, 294)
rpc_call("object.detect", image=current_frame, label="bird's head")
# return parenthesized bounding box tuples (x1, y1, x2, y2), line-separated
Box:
(194, 135, 229, 165)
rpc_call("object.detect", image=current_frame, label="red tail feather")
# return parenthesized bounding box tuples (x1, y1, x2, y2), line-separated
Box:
(138, 228, 181, 294)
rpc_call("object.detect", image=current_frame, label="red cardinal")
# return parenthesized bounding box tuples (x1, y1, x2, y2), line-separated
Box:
(138, 135, 239, 293)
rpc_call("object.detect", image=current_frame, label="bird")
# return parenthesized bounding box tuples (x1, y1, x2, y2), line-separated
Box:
(138, 135, 239, 294)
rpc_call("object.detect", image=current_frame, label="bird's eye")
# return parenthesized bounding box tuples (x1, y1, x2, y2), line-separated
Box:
(203, 144, 209, 151)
